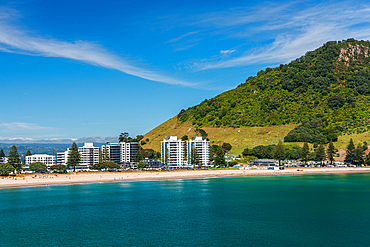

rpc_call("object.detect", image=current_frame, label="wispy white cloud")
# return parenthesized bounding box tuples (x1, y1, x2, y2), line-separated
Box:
(0, 122, 53, 131)
(0, 7, 194, 87)
(220, 49, 236, 54)
(166, 31, 201, 43)
(178, 1, 370, 71)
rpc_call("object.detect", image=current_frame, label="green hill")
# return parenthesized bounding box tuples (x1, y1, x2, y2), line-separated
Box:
(178, 39, 370, 139)
(144, 39, 370, 153)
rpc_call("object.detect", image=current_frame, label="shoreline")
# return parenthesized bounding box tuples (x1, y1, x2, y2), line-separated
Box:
(1, 168, 370, 189)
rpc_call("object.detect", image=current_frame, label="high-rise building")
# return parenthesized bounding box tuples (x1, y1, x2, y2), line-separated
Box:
(120, 142, 140, 164)
(101, 143, 120, 164)
(161, 136, 210, 168)
(161, 136, 187, 168)
(57, 142, 141, 169)
(187, 136, 210, 167)
(57, 143, 100, 168)
(101, 142, 140, 166)
(79, 143, 100, 167)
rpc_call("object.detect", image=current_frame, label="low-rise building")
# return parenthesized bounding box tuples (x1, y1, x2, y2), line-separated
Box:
(250, 159, 276, 167)
(142, 158, 161, 170)
(25, 154, 56, 167)
(0, 157, 8, 164)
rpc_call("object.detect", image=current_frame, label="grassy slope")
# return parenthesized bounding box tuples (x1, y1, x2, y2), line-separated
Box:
(143, 117, 297, 154)
(144, 117, 370, 156)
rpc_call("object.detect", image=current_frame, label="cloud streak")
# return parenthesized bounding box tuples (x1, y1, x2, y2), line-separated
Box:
(0, 122, 53, 131)
(180, 1, 370, 71)
(0, 7, 193, 87)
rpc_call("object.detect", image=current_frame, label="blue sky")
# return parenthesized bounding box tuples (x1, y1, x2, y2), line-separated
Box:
(1, 0, 370, 143)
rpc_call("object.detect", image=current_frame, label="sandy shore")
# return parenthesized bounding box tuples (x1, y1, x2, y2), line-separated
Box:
(1, 167, 370, 189)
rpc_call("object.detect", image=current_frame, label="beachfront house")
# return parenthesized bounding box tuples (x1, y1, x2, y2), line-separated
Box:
(250, 159, 277, 167)
(142, 158, 161, 170)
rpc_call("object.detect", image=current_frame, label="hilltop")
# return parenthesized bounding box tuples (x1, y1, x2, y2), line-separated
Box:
(144, 39, 370, 154)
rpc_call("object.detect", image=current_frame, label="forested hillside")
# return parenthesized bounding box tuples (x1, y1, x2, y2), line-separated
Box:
(177, 39, 370, 143)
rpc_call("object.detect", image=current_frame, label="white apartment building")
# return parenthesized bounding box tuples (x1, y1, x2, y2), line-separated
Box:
(25, 154, 56, 167)
(79, 143, 100, 167)
(187, 136, 210, 167)
(0, 157, 8, 164)
(120, 142, 140, 164)
(57, 150, 69, 165)
(57, 143, 100, 168)
(161, 136, 210, 168)
(161, 136, 187, 168)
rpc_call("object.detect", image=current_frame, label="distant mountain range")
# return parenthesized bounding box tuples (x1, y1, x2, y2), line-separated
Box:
(0, 143, 107, 156)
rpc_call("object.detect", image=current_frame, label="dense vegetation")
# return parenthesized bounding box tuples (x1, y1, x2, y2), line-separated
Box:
(177, 39, 370, 143)
(284, 119, 338, 144)
(242, 144, 302, 160)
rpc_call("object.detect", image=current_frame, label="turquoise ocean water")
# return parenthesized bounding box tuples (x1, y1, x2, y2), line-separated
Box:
(1, 173, 370, 246)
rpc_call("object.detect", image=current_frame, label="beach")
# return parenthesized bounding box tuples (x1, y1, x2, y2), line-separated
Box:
(1, 167, 370, 189)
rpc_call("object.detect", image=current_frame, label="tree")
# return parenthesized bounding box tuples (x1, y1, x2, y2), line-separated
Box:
(301, 142, 310, 164)
(354, 143, 365, 165)
(135, 135, 144, 142)
(195, 128, 208, 139)
(50, 164, 67, 173)
(100, 144, 110, 163)
(190, 147, 200, 168)
(365, 152, 370, 166)
(164, 148, 169, 170)
(345, 138, 356, 164)
(214, 146, 225, 167)
(8, 145, 21, 171)
(23, 149, 32, 166)
(67, 142, 80, 172)
(315, 144, 326, 162)
(25, 149, 32, 157)
(183, 143, 188, 162)
(30, 162, 48, 173)
(0, 163, 14, 176)
(0, 149, 5, 157)
(326, 141, 337, 165)
(181, 135, 188, 141)
(273, 141, 286, 166)
(363, 141, 368, 151)
(119, 132, 129, 142)
(91, 161, 120, 171)
(137, 161, 146, 170)
(134, 151, 143, 162)
(222, 143, 232, 153)
(141, 149, 156, 159)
